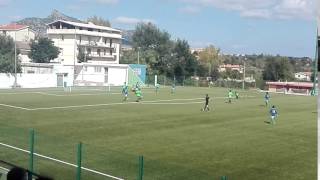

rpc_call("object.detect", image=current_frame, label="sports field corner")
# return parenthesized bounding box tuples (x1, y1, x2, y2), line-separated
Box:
(0, 86, 316, 180)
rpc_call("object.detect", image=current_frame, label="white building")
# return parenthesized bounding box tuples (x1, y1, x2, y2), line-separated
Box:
(47, 20, 122, 65)
(295, 72, 311, 81)
(219, 64, 243, 73)
(0, 24, 36, 42)
(0, 24, 35, 63)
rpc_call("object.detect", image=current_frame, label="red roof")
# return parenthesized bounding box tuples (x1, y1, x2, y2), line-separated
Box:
(266, 81, 313, 88)
(0, 24, 28, 31)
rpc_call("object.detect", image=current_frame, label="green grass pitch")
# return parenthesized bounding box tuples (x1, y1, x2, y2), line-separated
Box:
(0, 86, 316, 180)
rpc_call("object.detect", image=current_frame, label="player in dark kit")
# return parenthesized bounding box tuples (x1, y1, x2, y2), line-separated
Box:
(202, 94, 210, 112)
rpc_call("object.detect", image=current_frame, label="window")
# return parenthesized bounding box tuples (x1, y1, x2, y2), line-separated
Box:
(104, 38, 107, 44)
(94, 66, 101, 73)
(97, 49, 101, 56)
(61, 35, 64, 41)
(79, 36, 82, 43)
(110, 49, 112, 55)
(87, 48, 91, 55)
(84, 66, 87, 72)
(104, 49, 106, 55)
(110, 39, 112, 47)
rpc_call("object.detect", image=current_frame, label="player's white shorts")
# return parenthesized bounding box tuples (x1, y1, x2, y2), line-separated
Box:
(271, 115, 276, 120)
(125, 94, 128, 97)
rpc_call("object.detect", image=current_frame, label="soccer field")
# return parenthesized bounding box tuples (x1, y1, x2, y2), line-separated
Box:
(0, 86, 316, 180)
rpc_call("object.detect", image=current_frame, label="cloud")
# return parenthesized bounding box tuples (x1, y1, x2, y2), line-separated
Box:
(178, 6, 201, 14)
(177, 0, 315, 20)
(113, 16, 155, 25)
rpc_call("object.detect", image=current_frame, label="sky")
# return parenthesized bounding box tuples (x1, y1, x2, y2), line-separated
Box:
(0, 0, 317, 58)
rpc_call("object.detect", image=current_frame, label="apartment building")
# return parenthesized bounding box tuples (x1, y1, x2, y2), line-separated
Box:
(47, 20, 122, 65)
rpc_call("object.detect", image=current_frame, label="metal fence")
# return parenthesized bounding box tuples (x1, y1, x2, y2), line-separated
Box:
(146, 75, 256, 89)
(0, 125, 228, 180)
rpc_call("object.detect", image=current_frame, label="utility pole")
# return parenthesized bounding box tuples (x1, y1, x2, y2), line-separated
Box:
(137, 47, 140, 64)
(14, 23, 17, 88)
(242, 58, 246, 90)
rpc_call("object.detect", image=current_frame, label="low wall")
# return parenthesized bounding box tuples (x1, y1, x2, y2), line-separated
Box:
(0, 73, 57, 89)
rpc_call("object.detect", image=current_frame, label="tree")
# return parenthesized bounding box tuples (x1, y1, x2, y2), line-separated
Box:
(29, 38, 60, 63)
(173, 39, 198, 77)
(77, 47, 91, 63)
(198, 45, 221, 76)
(87, 16, 111, 27)
(262, 56, 294, 81)
(0, 35, 21, 73)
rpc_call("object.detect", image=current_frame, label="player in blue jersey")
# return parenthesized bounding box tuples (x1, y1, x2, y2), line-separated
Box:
(264, 92, 270, 107)
(269, 105, 278, 125)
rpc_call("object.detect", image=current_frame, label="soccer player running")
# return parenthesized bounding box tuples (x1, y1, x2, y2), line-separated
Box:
(269, 105, 278, 125)
(135, 88, 142, 102)
(155, 83, 160, 94)
(264, 92, 270, 107)
(235, 91, 239, 99)
(202, 94, 210, 112)
(122, 82, 129, 101)
(171, 83, 175, 94)
(228, 89, 233, 103)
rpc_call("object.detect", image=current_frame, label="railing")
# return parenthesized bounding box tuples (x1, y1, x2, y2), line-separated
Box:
(47, 29, 122, 39)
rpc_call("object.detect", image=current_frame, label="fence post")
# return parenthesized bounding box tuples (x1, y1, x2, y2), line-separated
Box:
(76, 142, 82, 180)
(29, 129, 34, 179)
(137, 155, 144, 180)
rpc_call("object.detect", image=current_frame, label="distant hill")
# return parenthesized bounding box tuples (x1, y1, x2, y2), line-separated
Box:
(16, 9, 83, 37)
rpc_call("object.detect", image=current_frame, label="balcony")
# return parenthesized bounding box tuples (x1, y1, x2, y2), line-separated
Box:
(47, 29, 122, 39)
(86, 53, 114, 59)
(78, 41, 116, 50)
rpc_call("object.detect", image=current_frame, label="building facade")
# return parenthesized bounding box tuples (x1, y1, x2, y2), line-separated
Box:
(219, 64, 243, 73)
(0, 24, 36, 42)
(294, 72, 311, 81)
(47, 20, 122, 65)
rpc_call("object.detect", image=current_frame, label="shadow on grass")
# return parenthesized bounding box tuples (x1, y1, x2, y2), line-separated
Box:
(264, 121, 271, 124)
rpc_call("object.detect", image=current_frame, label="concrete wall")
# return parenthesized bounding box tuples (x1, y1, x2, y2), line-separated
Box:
(108, 67, 127, 85)
(75, 65, 128, 86)
(0, 73, 57, 89)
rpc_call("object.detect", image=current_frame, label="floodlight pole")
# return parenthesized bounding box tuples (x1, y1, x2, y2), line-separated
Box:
(312, 28, 318, 96)
(73, 29, 76, 87)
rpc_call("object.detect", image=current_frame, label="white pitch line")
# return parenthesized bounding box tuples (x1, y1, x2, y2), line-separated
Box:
(0, 104, 31, 110)
(0, 166, 9, 172)
(29, 98, 204, 111)
(0, 142, 124, 180)
(0, 96, 256, 111)
(141, 101, 203, 105)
